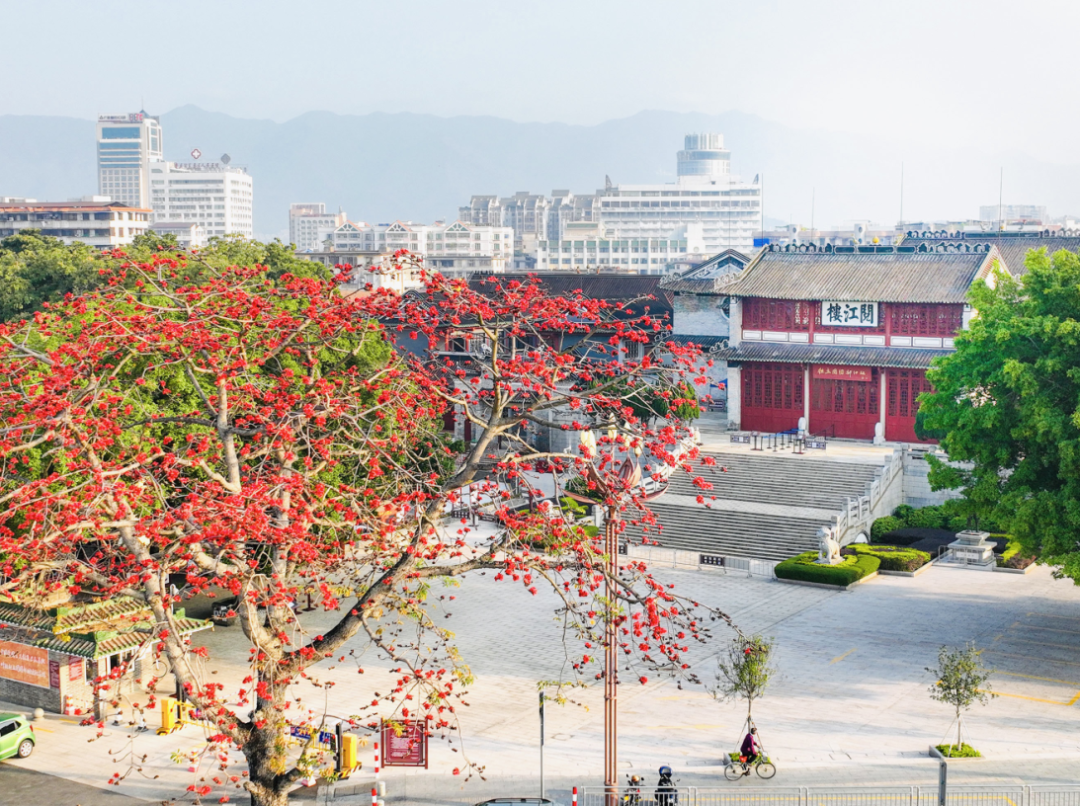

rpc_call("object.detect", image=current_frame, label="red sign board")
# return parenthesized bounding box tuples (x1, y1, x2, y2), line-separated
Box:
(814, 365, 872, 383)
(48, 660, 61, 689)
(0, 641, 49, 688)
(69, 657, 83, 682)
(380, 720, 428, 768)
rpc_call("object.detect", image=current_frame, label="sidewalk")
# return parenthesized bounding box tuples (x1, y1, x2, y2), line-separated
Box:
(3, 559, 1079, 805)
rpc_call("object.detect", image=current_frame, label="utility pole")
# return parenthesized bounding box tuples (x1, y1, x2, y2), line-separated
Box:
(604, 502, 618, 806)
(539, 691, 546, 800)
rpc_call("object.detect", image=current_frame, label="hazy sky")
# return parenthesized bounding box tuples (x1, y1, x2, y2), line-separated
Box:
(3, 0, 1078, 162)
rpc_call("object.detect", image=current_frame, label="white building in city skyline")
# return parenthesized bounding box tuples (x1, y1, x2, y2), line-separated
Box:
(0, 198, 151, 248)
(979, 204, 1048, 224)
(593, 134, 762, 253)
(96, 112, 162, 210)
(289, 202, 347, 250)
(328, 219, 513, 271)
(461, 134, 762, 267)
(149, 161, 254, 239)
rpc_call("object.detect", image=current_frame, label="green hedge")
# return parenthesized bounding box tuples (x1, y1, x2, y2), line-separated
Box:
(871, 516, 903, 542)
(849, 544, 930, 572)
(775, 551, 880, 586)
(886, 502, 1006, 535)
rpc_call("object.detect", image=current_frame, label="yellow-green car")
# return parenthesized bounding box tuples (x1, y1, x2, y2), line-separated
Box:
(0, 713, 35, 760)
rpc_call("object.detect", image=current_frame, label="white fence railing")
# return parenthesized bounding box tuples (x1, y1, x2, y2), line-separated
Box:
(576, 785, 1080, 806)
(834, 448, 903, 543)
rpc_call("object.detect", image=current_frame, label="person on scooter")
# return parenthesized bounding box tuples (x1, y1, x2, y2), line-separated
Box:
(656, 765, 677, 806)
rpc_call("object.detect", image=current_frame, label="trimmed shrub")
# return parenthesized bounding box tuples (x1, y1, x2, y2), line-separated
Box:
(908, 505, 949, 529)
(892, 504, 915, 523)
(849, 544, 930, 572)
(774, 551, 880, 586)
(871, 516, 904, 542)
(936, 743, 981, 758)
(995, 538, 1035, 569)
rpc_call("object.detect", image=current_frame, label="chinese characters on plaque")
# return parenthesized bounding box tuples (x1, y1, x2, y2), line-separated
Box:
(821, 301, 878, 327)
(380, 720, 429, 768)
(813, 366, 872, 383)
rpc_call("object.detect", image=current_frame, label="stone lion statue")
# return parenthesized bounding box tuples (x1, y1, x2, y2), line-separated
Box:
(817, 525, 841, 563)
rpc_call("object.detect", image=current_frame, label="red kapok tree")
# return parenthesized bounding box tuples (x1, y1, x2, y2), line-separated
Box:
(0, 253, 735, 806)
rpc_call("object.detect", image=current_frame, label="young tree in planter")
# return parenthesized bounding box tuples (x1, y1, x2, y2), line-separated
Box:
(927, 643, 995, 754)
(0, 253, 734, 805)
(711, 635, 775, 721)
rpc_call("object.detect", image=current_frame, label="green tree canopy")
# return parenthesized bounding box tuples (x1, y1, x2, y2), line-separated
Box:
(921, 248, 1080, 581)
(0, 230, 99, 322)
(0, 233, 334, 324)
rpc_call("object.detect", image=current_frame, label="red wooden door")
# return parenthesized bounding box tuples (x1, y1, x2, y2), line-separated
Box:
(740, 362, 803, 433)
(809, 369, 880, 440)
(885, 369, 934, 443)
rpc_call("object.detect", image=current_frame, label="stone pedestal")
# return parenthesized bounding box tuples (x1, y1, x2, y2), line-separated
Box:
(946, 530, 996, 569)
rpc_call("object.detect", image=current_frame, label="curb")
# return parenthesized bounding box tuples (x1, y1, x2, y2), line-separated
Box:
(878, 561, 933, 578)
(775, 571, 878, 591)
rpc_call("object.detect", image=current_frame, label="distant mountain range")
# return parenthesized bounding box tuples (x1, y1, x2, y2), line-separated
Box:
(2, 105, 1079, 240)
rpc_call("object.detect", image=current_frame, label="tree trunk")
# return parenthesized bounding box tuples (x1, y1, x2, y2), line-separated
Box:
(244, 727, 292, 806)
(956, 711, 963, 750)
(247, 785, 290, 806)
(243, 686, 295, 806)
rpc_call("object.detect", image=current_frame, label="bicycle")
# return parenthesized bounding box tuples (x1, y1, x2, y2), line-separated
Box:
(724, 752, 776, 781)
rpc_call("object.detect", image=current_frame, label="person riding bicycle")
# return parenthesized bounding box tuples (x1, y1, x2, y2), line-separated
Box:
(740, 727, 760, 766)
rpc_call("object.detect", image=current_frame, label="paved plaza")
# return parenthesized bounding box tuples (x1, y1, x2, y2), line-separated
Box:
(2, 551, 1080, 804)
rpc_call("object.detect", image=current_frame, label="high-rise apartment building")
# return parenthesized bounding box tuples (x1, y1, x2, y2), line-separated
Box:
(289, 203, 347, 250)
(460, 134, 762, 265)
(593, 134, 761, 253)
(149, 161, 254, 239)
(96, 112, 162, 209)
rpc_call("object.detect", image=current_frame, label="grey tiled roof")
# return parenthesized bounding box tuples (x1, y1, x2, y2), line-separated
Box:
(666, 334, 729, 350)
(713, 340, 950, 369)
(729, 247, 998, 303)
(660, 249, 751, 295)
(901, 234, 1080, 276)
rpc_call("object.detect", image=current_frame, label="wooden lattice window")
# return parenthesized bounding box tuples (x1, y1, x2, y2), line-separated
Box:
(743, 363, 804, 410)
(888, 304, 963, 337)
(743, 298, 812, 332)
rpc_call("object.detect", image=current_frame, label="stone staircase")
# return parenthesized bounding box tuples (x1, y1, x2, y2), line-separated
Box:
(664, 453, 883, 511)
(622, 450, 887, 563)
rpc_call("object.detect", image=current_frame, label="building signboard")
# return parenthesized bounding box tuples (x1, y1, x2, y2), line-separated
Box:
(380, 720, 429, 768)
(0, 641, 49, 688)
(814, 365, 873, 383)
(821, 301, 878, 327)
(49, 660, 61, 689)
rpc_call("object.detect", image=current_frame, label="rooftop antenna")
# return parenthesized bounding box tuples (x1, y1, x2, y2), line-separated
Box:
(760, 172, 765, 246)
(998, 167, 1004, 232)
(899, 162, 904, 231)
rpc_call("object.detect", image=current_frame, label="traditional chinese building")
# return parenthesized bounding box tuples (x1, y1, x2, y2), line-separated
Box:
(0, 597, 209, 715)
(715, 243, 1009, 442)
(900, 228, 1080, 273)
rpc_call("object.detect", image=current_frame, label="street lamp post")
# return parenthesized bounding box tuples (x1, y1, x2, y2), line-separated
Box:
(576, 426, 645, 806)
